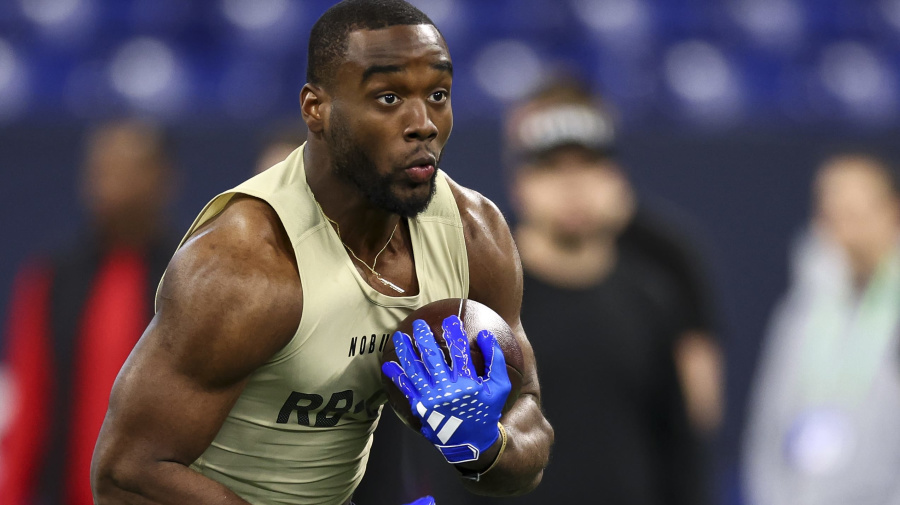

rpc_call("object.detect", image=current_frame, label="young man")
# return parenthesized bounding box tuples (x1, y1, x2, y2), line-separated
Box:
(503, 80, 714, 505)
(90, 1, 553, 505)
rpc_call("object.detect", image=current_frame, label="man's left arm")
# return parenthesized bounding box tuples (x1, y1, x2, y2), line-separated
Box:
(449, 179, 554, 496)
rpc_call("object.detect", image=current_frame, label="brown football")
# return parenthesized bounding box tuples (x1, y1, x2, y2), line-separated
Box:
(380, 298, 525, 431)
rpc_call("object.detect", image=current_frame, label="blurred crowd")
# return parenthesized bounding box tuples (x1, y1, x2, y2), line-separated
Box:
(3, 1, 900, 505)
(2, 0, 898, 126)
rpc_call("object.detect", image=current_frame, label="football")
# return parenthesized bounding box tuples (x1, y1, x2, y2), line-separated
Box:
(380, 298, 525, 430)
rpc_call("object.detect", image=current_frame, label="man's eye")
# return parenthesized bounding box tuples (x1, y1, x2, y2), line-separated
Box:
(377, 94, 399, 105)
(430, 91, 448, 103)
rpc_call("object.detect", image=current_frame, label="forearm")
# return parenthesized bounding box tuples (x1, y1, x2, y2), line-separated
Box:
(674, 331, 723, 433)
(93, 460, 251, 505)
(457, 393, 554, 496)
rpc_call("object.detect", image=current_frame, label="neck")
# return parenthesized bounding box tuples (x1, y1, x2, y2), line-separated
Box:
(850, 241, 898, 288)
(304, 139, 401, 260)
(95, 217, 161, 252)
(515, 225, 617, 288)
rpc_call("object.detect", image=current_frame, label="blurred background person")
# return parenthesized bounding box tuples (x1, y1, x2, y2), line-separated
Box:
(506, 78, 725, 438)
(503, 78, 720, 505)
(0, 119, 179, 505)
(743, 153, 900, 505)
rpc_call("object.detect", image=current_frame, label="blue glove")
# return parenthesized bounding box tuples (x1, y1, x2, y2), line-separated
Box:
(403, 496, 436, 505)
(382, 315, 511, 464)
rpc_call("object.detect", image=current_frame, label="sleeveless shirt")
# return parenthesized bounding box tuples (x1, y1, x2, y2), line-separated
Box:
(158, 144, 469, 504)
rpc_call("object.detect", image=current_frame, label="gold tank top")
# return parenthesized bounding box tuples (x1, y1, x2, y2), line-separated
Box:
(158, 144, 469, 504)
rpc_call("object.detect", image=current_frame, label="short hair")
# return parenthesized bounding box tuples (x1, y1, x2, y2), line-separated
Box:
(84, 118, 173, 169)
(307, 0, 435, 87)
(523, 77, 596, 108)
(818, 151, 900, 197)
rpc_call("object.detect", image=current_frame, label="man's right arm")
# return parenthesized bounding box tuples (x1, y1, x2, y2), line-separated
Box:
(91, 196, 302, 504)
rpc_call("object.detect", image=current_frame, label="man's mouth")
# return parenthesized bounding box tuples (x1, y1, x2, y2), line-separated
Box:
(404, 155, 437, 184)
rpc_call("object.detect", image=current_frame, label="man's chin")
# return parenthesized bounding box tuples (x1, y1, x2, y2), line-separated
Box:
(387, 183, 437, 218)
(388, 196, 432, 218)
(552, 227, 615, 246)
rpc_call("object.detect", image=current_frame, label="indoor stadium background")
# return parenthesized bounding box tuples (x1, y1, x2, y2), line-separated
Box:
(2, 1, 900, 503)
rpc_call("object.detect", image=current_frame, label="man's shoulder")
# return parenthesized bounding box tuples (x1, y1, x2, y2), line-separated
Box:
(442, 174, 522, 310)
(159, 194, 301, 361)
(190, 195, 292, 255)
(617, 247, 681, 293)
(172, 195, 299, 298)
(621, 201, 719, 331)
(615, 247, 690, 329)
(442, 173, 514, 263)
(442, 173, 506, 230)
(621, 202, 710, 269)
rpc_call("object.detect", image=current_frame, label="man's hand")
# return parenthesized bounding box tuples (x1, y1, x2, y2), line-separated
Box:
(382, 316, 511, 464)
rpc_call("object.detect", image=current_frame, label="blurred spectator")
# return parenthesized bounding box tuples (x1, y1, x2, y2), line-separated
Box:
(355, 78, 721, 505)
(743, 153, 900, 505)
(0, 119, 179, 505)
(501, 79, 718, 505)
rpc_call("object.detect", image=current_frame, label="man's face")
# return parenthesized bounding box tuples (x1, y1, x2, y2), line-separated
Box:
(815, 159, 900, 257)
(81, 125, 170, 233)
(325, 24, 453, 217)
(513, 148, 635, 243)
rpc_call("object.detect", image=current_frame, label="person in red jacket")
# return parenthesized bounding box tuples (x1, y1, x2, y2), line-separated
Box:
(0, 119, 178, 505)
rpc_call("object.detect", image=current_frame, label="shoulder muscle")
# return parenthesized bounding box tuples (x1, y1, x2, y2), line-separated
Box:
(155, 195, 302, 388)
(444, 176, 523, 327)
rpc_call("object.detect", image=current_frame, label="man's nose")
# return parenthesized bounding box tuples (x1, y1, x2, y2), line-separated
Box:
(403, 100, 438, 142)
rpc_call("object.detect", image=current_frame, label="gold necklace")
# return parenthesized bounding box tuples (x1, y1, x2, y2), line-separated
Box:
(319, 206, 405, 294)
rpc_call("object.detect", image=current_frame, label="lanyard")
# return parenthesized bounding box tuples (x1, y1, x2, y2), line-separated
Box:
(800, 251, 900, 407)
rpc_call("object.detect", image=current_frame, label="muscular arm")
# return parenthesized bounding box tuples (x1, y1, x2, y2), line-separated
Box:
(91, 196, 302, 504)
(447, 178, 554, 496)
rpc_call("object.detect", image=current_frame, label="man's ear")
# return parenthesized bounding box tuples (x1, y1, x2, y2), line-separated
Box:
(301, 84, 328, 134)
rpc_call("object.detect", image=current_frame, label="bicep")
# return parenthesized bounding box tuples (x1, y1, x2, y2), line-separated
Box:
(461, 197, 541, 398)
(98, 315, 251, 469)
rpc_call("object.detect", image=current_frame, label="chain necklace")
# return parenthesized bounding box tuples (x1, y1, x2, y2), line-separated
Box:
(319, 205, 405, 294)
